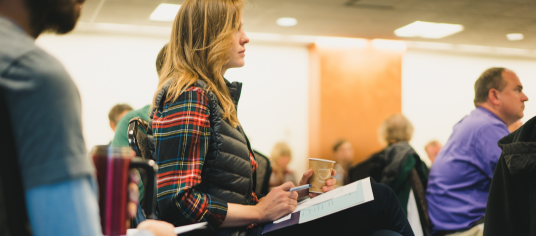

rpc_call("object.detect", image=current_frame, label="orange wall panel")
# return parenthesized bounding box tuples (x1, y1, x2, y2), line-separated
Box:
(309, 44, 403, 164)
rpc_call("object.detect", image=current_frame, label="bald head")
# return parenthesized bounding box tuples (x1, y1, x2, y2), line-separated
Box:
(474, 68, 528, 126)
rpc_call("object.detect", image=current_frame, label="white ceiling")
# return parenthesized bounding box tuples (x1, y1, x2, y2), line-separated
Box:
(79, 0, 536, 49)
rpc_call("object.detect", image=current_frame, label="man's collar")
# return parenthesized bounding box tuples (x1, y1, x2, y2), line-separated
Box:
(476, 106, 506, 125)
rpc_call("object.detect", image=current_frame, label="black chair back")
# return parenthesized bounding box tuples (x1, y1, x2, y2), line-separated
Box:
(128, 117, 155, 161)
(253, 150, 271, 197)
(127, 117, 158, 223)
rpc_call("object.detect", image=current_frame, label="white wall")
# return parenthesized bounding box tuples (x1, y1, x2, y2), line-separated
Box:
(402, 50, 536, 165)
(36, 33, 310, 179)
(36, 31, 536, 177)
(36, 33, 167, 148)
(226, 43, 310, 178)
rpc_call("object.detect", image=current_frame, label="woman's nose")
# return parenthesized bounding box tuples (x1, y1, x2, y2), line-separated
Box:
(242, 34, 249, 44)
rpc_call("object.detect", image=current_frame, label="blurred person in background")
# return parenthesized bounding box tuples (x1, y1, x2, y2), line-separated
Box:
(349, 114, 428, 228)
(0, 0, 174, 235)
(424, 140, 442, 164)
(426, 67, 528, 236)
(332, 139, 354, 186)
(150, 0, 414, 235)
(111, 44, 167, 147)
(108, 103, 133, 132)
(508, 119, 523, 133)
(268, 142, 296, 190)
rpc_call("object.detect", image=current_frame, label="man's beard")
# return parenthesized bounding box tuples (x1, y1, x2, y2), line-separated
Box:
(26, 0, 82, 36)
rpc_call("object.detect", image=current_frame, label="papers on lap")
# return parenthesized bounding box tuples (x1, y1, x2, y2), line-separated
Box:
(126, 222, 207, 235)
(262, 177, 374, 234)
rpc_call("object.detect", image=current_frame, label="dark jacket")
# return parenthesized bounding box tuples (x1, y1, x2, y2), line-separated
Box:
(349, 141, 429, 212)
(484, 116, 536, 236)
(152, 79, 255, 236)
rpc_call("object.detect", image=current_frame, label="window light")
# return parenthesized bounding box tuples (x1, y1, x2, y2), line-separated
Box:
(394, 21, 464, 39)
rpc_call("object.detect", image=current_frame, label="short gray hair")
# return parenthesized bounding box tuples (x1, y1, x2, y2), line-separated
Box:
(379, 114, 414, 145)
(474, 67, 507, 107)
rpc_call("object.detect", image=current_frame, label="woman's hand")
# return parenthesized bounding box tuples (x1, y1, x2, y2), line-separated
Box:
(254, 182, 298, 222)
(296, 169, 337, 199)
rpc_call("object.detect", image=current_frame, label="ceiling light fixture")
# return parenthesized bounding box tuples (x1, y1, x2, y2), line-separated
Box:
(506, 33, 524, 41)
(394, 21, 463, 39)
(150, 4, 181, 22)
(277, 17, 298, 27)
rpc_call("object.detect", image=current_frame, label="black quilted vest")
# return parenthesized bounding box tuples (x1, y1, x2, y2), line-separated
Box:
(152, 79, 256, 236)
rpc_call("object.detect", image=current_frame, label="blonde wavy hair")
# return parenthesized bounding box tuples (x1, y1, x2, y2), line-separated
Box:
(153, 0, 244, 127)
(378, 114, 414, 145)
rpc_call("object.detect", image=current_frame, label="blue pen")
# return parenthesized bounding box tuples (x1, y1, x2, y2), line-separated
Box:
(289, 184, 311, 192)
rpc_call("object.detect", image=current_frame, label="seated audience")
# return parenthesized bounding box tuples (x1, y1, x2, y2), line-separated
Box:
(0, 0, 175, 235)
(484, 115, 536, 236)
(332, 139, 355, 186)
(268, 142, 297, 190)
(424, 140, 442, 164)
(349, 114, 429, 215)
(108, 103, 133, 132)
(151, 0, 414, 235)
(426, 67, 528, 236)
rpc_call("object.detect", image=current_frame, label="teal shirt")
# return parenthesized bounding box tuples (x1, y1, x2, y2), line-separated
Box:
(111, 104, 151, 147)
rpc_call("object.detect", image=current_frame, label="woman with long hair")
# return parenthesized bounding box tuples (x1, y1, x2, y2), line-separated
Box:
(151, 0, 414, 235)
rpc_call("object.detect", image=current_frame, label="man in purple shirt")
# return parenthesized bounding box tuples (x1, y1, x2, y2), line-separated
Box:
(426, 67, 529, 236)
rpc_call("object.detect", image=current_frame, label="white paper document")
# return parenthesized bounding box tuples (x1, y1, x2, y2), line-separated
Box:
(273, 213, 291, 223)
(126, 222, 207, 235)
(262, 177, 374, 234)
(298, 177, 373, 223)
(293, 180, 359, 213)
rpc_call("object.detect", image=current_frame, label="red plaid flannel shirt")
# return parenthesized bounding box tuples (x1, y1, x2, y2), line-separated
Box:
(153, 86, 258, 231)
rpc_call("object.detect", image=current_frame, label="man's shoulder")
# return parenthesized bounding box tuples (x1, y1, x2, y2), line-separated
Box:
(0, 17, 38, 74)
(457, 108, 506, 132)
(0, 17, 68, 82)
(122, 105, 151, 124)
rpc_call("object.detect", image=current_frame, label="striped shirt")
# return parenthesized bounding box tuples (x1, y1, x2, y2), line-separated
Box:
(152, 86, 258, 230)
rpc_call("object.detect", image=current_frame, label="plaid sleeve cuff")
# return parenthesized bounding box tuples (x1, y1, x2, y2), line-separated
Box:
(204, 194, 228, 229)
(172, 187, 228, 231)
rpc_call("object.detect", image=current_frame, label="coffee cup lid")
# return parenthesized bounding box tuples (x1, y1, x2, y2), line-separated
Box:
(308, 158, 336, 163)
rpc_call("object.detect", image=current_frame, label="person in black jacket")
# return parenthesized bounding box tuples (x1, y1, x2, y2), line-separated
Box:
(349, 114, 428, 212)
(484, 115, 536, 236)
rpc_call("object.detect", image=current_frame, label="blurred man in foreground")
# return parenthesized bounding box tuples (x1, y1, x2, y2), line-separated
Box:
(426, 67, 528, 236)
(0, 0, 173, 235)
